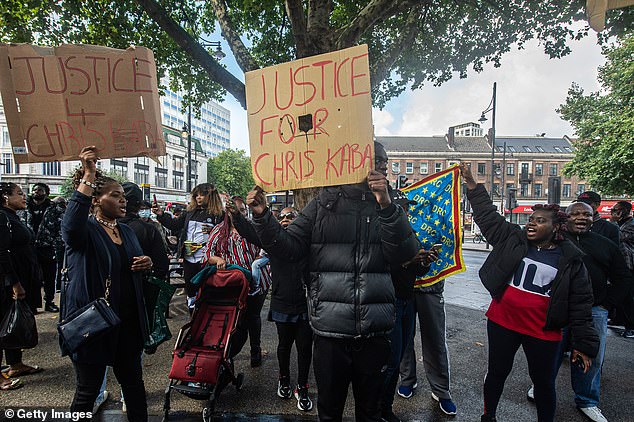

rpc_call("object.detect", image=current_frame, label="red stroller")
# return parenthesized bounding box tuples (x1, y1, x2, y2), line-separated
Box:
(163, 265, 249, 421)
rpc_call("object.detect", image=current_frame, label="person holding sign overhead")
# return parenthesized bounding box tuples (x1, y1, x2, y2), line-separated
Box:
(244, 141, 419, 421)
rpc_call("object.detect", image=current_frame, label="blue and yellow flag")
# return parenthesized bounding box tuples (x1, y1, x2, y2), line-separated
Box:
(402, 165, 465, 287)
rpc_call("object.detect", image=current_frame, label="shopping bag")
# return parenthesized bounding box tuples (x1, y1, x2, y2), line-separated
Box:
(0, 299, 38, 349)
(143, 276, 177, 353)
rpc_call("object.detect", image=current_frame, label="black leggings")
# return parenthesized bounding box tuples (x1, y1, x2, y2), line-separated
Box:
(484, 320, 560, 422)
(275, 319, 313, 385)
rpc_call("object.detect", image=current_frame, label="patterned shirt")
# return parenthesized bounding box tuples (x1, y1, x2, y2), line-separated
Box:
(619, 218, 634, 271)
(206, 221, 271, 292)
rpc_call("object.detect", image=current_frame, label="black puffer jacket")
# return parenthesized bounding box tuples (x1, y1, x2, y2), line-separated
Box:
(468, 184, 599, 358)
(253, 184, 419, 339)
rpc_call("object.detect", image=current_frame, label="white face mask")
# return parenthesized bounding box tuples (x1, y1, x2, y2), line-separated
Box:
(138, 209, 151, 219)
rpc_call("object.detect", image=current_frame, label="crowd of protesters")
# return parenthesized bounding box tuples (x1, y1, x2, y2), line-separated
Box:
(0, 144, 633, 422)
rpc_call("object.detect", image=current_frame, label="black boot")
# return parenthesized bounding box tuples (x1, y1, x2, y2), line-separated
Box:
(481, 414, 497, 422)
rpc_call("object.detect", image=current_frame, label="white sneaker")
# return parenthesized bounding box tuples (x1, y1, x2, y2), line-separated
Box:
(527, 385, 535, 402)
(92, 390, 109, 413)
(579, 406, 608, 422)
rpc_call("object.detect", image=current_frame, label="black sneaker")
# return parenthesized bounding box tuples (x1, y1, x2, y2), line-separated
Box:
(250, 350, 262, 367)
(45, 302, 59, 312)
(380, 409, 402, 422)
(481, 414, 497, 422)
(277, 377, 292, 399)
(294, 384, 313, 411)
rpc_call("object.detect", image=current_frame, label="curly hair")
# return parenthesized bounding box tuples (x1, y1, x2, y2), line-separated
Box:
(0, 182, 19, 206)
(188, 182, 223, 216)
(70, 167, 119, 198)
(531, 204, 569, 241)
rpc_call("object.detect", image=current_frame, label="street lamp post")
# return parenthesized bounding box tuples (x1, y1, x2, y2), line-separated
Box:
(182, 105, 192, 193)
(479, 82, 497, 201)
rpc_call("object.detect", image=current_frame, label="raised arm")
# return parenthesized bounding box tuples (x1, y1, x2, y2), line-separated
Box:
(460, 163, 520, 246)
(61, 146, 98, 249)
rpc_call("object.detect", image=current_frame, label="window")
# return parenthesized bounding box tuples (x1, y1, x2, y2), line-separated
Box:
(506, 163, 515, 176)
(173, 156, 185, 172)
(172, 173, 184, 191)
(42, 162, 61, 176)
(434, 162, 443, 173)
(155, 169, 168, 188)
(535, 163, 543, 176)
(523, 146, 532, 152)
(563, 147, 572, 153)
(521, 163, 529, 175)
(507, 146, 516, 153)
(553, 146, 562, 153)
(549, 163, 558, 176)
(419, 162, 428, 174)
(405, 162, 413, 174)
(577, 184, 585, 195)
(520, 183, 529, 196)
(134, 164, 149, 185)
(563, 184, 571, 198)
(535, 146, 545, 152)
(1, 128, 9, 147)
(493, 183, 500, 197)
(534, 184, 543, 197)
(111, 159, 128, 179)
(477, 163, 486, 175)
(1, 153, 13, 174)
(391, 162, 400, 174)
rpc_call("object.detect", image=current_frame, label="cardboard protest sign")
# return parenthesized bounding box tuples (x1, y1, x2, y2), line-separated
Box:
(245, 44, 374, 191)
(0, 43, 166, 164)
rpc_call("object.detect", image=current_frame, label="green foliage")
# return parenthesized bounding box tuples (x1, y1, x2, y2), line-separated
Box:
(59, 165, 129, 198)
(1, 1, 630, 110)
(207, 149, 254, 198)
(559, 34, 634, 195)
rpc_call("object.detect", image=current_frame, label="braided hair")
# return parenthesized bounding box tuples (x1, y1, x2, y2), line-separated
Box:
(0, 182, 19, 207)
(70, 167, 119, 198)
(531, 204, 569, 241)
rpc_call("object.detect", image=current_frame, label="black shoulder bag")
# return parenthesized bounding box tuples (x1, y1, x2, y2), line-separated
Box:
(57, 233, 121, 355)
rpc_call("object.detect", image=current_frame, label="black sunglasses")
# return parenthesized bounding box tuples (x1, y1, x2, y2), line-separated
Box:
(279, 212, 297, 220)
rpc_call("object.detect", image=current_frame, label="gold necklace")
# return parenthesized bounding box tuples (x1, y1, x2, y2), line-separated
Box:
(95, 215, 118, 238)
(536, 242, 554, 251)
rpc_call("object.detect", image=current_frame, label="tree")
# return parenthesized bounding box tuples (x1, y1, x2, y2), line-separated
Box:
(1, 1, 631, 110)
(207, 149, 254, 198)
(59, 166, 129, 198)
(558, 34, 634, 195)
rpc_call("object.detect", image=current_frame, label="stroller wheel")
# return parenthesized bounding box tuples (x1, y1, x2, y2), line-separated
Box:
(235, 373, 244, 391)
(202, 404, 214, 422)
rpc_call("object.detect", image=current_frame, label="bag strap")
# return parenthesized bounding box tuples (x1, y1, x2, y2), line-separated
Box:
(213, 313, 229, 350)
(93, 227, 114, 303)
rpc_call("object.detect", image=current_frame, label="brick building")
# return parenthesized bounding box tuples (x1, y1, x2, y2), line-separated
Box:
(377, 124, 591, 226)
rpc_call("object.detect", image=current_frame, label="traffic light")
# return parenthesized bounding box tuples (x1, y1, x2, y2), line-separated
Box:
(507, 188, 518, 210)
(397, 175, 409, 189)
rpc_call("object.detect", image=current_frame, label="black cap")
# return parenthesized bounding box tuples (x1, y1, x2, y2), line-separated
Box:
(392, 189, 416, 206)
(576, 191, 601, 204)
(122, 182, 143, 205)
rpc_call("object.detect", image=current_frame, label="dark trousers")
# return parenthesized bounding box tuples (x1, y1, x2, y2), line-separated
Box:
(275, 318, 313, 385)
(182, 260, 204, 298)
(70, 321, 147, 421)
(1, 348, 22, 366)
(483, 320, 560, 422)
(380, 298, 416, 413)
(313, 334, 391, 421)
(37, 247, 57, 304)
(229, 293, 267, 358)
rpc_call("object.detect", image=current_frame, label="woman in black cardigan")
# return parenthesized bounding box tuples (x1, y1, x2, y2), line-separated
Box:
(460, 163, 598, 422)
(61, 147, 152, 421)
(0, 182, 42, 389)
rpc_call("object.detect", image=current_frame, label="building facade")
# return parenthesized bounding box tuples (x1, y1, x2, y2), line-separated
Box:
(377, 124, 592, 226)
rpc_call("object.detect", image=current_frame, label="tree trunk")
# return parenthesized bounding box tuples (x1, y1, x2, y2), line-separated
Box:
(292, 187, 322, 211)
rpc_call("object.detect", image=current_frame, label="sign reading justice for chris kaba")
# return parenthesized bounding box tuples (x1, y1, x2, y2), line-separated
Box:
(245, 45, 374, 191)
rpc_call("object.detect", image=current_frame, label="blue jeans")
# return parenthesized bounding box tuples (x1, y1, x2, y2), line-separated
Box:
(557, 306, 608, 409)
(380, 298, 416, 412)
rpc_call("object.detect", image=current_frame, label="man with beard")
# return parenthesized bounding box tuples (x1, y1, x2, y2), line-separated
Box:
(558, 202, 633, 422)
(608, 201, 634, 338)
(25, 183, 58, 312)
